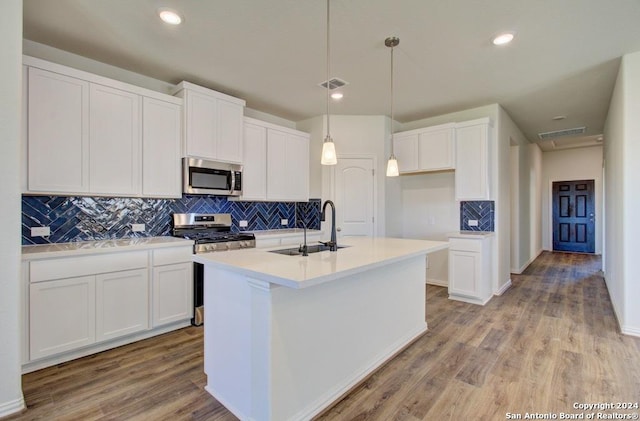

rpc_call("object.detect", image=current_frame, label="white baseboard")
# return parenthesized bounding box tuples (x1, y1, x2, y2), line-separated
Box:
(495, 279, 512, 296)
(0, 397, 25, 418)
(426, 278, 447, 287)
(511, 248, 543, 274)
(621, 325, 640, 338)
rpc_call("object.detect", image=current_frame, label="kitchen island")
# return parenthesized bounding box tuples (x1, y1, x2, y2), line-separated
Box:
(193, 237, 448, 421)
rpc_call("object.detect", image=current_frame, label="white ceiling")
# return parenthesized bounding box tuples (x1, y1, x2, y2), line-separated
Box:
(22, 0, 640, 146)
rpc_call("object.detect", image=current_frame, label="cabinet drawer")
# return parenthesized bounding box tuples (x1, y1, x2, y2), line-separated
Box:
(30, 251, 148, 283)
(449, 238, 483, 253)
(153, 247, 193, 266)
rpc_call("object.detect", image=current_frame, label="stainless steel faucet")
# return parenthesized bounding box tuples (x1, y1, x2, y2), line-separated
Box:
(320, 200, 337, 252)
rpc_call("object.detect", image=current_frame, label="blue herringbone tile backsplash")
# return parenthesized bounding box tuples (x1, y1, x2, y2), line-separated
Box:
(22, 196, 321, 245)
(460, 201, 495, 232)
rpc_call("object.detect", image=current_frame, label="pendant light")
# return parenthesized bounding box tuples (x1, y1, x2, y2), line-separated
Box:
(321, 0, 337, 165)
(385, 36, 400, 177)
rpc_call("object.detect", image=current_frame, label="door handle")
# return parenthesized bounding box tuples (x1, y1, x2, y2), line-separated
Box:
(337, 227, 342, 232)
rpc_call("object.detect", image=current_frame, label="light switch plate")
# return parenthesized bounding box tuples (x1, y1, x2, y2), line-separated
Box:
(31, 226, 50, 237)
(468, 219, 479, 227)
(132, 223, 145, 232)
(239, 220, 248, 228)
(281, 219, 288, 226)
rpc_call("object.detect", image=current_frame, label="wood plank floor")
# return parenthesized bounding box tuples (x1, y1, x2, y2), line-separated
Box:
(7, 251, 640, 421)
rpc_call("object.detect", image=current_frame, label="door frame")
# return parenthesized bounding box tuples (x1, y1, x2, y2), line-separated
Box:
(325, 154, 378, 238)
(547, 178, 597, 253)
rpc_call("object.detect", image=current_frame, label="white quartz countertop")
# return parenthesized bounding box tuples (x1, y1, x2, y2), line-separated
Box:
(448, 231, 495, 239)
(22, 236, 194, 260)
(250, 228, 323, 239)
(193, 236, 448, 289)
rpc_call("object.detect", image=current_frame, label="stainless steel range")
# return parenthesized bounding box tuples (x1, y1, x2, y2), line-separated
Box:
(172, 213, 255, 325)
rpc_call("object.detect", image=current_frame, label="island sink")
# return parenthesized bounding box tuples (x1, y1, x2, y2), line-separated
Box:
(269, 244, 348, 256)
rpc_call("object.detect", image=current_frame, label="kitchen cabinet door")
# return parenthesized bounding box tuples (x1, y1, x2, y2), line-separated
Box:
(152, 263, 193, 327)
(176, 81, 245, 163)
(89, 84, 141, 195)
(418, 126, 455, 171)
(393, 133, 419, 173)
(95, 268, 149, 342)
(448, 236, 492, 305)
(27, 67, 89, 193)
(216, 100, 244, 163)
(241, 122, 268, 200)
(266, 128, 288, 200)
(183, 88, 217, 159)
(29, 276, 96, 360)
(142, 97, 182, 198)
(287, 133, 310, 202)
(455, 119, 491, 200)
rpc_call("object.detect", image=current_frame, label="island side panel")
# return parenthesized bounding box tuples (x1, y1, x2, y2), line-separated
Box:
(203, 267, 254, 420)
(202, 254, 428, 421)
(268, 255, 428, 421)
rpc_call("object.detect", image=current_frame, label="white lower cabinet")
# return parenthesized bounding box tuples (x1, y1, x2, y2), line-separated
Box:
(448, 235, 493, 305)
(24, 242, 193, 371)
(96, 269, 149, 342)
(255, 232, 324, 249)
(29, 276, 96, 360)
(153, 263, 192, 327)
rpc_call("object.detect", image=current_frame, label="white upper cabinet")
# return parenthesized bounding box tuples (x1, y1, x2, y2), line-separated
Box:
(24, 56, 182, 198)
(241, 121, 268, 200)
(286, 133, 310, 202)
(174, 81, 245, 164)
(393, 123, 455, 174)
(27, 67, 90, 193)
(455, 118, 493, 201)
(393, 133, 419, 173)
(142, 97, 182, 198)
(266, 128, 289, 200)
(89, 84, 141, 195)
(239, 117, 310, 202)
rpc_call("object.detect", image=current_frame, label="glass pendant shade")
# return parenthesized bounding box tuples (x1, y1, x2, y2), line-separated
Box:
(386, 154, 399, 177)
(321, 136, 337, 165)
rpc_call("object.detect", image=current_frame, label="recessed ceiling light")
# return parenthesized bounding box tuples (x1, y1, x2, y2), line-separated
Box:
(552, 115, 567, 121)
(492, 32, 515, 46)
(158, 8, 182, 25)
(331, 92, 343, 100)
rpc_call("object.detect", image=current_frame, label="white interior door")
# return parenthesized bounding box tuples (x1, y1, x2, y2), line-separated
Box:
(334, 158, 375, 237)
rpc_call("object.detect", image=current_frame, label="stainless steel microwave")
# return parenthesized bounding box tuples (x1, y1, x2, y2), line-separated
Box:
(183, 158, 242, 196)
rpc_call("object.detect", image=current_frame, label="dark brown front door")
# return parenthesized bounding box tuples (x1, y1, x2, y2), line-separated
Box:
(552, 180, 595, 253)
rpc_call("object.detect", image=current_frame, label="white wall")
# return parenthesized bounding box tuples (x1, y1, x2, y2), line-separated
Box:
(604, 51, 640, 336)
(299, 115, 389, 237)
(501, 106, 543, 274)
(398, 172, 457, 283)
(0, 0, 26, 416)
(529, 144, 543, 261)
(541, 146, 604, 253)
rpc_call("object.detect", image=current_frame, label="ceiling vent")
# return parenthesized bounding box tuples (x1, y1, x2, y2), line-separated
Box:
(537, 126, 586, 141)
(319, 78, 349, 90)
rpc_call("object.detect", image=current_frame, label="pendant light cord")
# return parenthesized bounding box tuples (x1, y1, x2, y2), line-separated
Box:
(326, 0, 331, 138)
(390, 42, 394, 156)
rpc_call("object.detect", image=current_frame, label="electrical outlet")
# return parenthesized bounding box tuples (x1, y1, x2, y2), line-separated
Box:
(281, 219, 288, 226)
(132, 223, 145, 232)
(468, 219, 479, 227)
(239, 220, 248, 228)
(31, 226, 50, 237)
